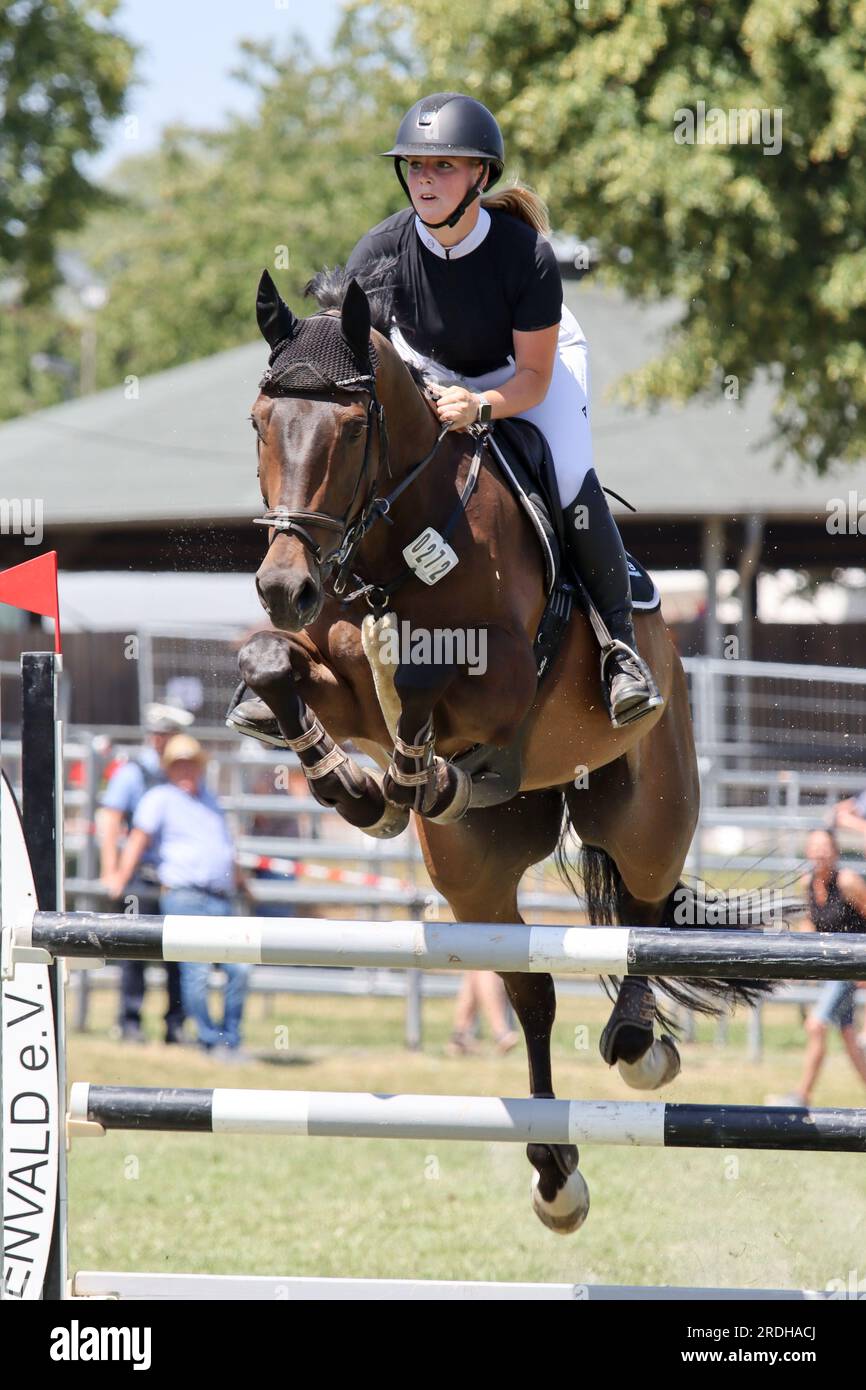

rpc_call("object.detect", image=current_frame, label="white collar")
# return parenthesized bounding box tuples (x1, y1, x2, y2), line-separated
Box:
(414, 207, 491, 260)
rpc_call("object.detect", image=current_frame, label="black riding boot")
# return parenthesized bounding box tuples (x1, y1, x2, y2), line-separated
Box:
(225, 680, 289, 746)
(562, 469, 663, 727)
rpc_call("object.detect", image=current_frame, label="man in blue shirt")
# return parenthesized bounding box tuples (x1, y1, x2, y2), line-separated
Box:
(99, 702, 193, 1043)
(104, 734, 252, 1056)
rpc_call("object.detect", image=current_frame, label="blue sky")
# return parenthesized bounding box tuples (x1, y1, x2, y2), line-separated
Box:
(90, 0, 347, 175)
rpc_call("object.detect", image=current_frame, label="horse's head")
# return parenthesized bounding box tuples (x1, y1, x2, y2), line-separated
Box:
(250, 269, 388, 631)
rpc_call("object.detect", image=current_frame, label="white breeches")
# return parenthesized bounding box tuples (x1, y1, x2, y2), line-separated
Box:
(391, 305, 593, 507)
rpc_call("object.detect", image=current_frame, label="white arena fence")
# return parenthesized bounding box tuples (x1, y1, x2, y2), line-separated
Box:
(2, 653, 863, 1301)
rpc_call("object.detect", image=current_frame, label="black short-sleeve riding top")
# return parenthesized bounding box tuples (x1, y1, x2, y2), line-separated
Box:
(344, 207, 563, 378)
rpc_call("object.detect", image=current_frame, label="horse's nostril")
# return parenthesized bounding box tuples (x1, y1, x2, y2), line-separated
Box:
(296, 578, 318, 617)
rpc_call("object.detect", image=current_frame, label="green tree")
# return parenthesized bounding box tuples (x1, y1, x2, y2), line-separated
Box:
(62, 34, 410, 389)
(0, 0, 135, 301)
(348, 0, 866, 473)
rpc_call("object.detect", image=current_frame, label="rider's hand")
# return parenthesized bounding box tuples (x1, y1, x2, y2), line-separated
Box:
(430, 385, 483, 431)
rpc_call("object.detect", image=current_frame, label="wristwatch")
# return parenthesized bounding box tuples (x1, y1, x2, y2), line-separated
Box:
(475, 394, 492, 424)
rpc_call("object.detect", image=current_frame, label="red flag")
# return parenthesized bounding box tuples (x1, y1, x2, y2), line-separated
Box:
(0, 552, 62, 653)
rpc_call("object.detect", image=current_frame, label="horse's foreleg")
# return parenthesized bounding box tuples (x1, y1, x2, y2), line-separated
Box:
(381, 661, 471, 823)
(238, 631, 408, 838)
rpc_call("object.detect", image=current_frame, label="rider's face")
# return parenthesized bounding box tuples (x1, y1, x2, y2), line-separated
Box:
(406, 155, 484, 218)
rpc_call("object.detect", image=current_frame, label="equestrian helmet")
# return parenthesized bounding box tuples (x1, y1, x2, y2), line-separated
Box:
(382, 92, 505, 186)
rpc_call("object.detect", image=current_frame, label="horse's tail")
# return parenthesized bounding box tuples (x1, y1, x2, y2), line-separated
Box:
(554, 813, 775, 1033)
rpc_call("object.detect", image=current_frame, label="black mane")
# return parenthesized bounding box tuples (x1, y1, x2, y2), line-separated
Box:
(305, 257, 399, 337)
(303, 258, 431, 394)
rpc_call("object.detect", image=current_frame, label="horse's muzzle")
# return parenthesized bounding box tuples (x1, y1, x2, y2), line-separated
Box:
(255, 567, 323, 631)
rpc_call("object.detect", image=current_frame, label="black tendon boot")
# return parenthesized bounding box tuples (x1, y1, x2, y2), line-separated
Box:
(562, 470, 664, 727)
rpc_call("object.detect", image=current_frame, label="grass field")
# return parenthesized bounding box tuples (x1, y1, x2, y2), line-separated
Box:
(67, 984, 866, 1294)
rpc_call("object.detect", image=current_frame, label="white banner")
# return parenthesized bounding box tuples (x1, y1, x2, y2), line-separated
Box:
(1, 772, 59, 1300)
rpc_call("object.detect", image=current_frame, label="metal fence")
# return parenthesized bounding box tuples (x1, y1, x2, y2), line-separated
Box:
(684, 656, 866, 775)
(136, 629, 244, 728)
(135, 630, 866, 778)
(6, 645, 866, 1049)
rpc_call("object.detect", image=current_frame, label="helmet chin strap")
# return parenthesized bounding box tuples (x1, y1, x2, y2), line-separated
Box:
(393, 160, 489, 231)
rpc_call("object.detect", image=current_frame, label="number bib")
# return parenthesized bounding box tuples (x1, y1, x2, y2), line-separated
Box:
(402, 527, 459, 586)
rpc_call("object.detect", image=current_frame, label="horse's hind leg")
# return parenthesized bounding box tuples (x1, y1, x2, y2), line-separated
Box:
(572, 836, 685, 1089)
(598, 887, 683, 1090)
(565, 657, 700, 1089)
(416, 790, 590, 1235)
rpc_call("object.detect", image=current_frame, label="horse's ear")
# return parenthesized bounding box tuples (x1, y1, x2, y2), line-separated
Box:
(256, 269, 297, 348)
(340, 278, 372, 367)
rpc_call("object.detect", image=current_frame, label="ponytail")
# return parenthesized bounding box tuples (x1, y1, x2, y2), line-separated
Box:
(481, 180, 551, 236)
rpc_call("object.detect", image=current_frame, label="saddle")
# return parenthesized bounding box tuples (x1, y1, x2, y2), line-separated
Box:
(447, 419, 661, 801)
(486, 417, 660, 610)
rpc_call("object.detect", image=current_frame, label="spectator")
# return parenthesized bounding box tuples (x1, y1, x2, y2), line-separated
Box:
(833, 793, 866, 848)
(103, 735, 253, 1059)
(448, 972, 519, 1056)
(782, 828, 866, 1106)
(98, 702, 193, 1043)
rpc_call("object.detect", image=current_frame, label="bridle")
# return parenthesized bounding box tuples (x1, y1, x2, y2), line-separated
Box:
(252, 313, 450, 603)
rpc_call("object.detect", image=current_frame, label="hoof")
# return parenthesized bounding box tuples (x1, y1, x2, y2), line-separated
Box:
(530, 1166, 590, 1235)
(358, 769, 410, 840)
(617, 1033, 681, 1091)
(425, 762, 471, 824)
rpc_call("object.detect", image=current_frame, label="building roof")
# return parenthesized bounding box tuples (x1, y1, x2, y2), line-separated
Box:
(2, 342, 264, 525)
(2, 283, 863, 534)
(575, 285, 864, 520)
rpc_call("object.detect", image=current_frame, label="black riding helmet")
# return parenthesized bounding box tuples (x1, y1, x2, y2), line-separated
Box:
(382, 92, 505, 231)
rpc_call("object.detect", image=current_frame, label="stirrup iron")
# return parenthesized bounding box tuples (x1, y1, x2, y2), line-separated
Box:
(599, 639, 664, 729)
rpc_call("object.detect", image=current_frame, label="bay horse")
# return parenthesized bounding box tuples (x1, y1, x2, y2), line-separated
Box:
(238, 266, 764, 1234)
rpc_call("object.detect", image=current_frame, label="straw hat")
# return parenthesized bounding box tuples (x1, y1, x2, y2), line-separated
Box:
(161, 734, 206, 768)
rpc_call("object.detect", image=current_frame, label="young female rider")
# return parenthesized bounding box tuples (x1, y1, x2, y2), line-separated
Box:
(344, 91, 662, 726)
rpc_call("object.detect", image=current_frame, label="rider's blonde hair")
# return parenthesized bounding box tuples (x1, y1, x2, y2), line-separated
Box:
(481, 180, 551, 236)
